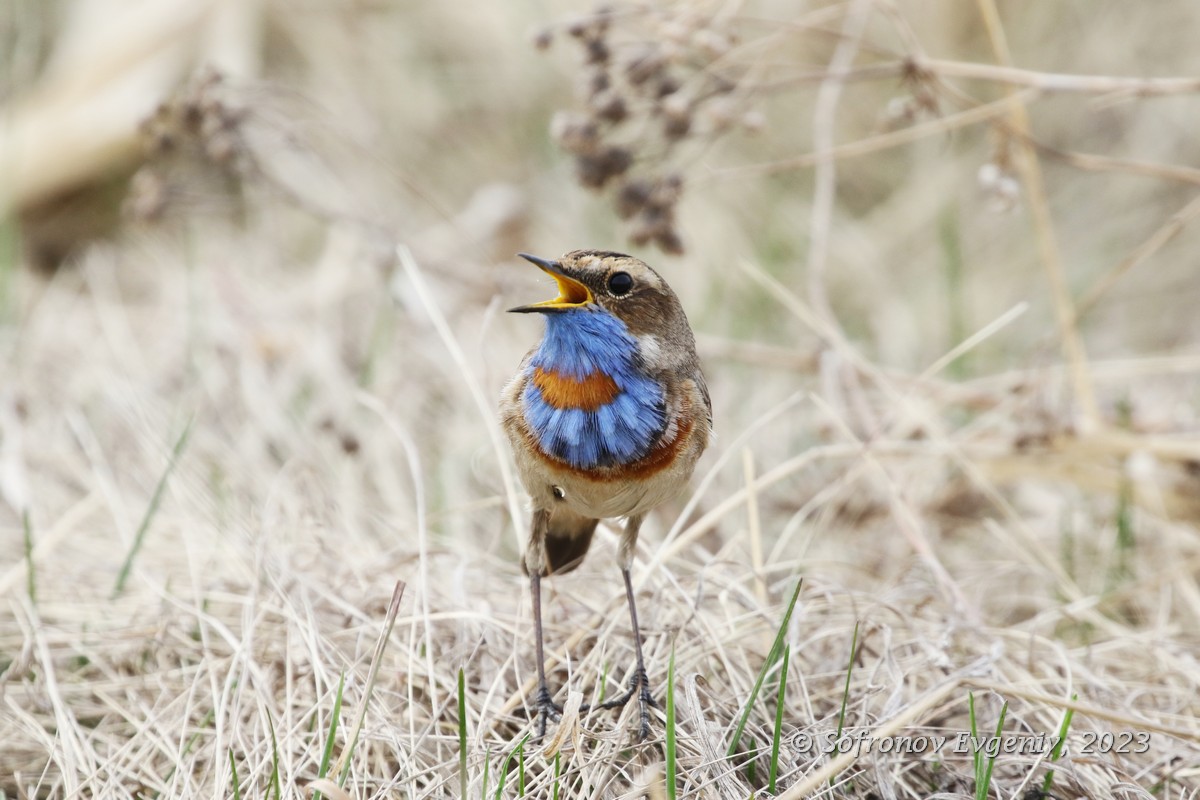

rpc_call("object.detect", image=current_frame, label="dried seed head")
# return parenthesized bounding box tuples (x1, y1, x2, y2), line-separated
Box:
(150, 131, 176, 154)
(629, 206, 672, 246)
(586, 69, 611, 97)
(661, 96, 692, 140)
(566, 16, 593, 38)
(654, 75, 681, 98)
(624, 46, 666, 85)
(576, 146, 632, 188)
(654, 227, 684, 254)
(648, 174, 683, 209)
(590, 90, 628, 123)
(181, 100, 204, 132)
(615, 179, 651, 219)
(538, 2, 752, 253)
(629, 221, 653, 247)
(667, 115, 696, 139)
(550, 112, 600, 155)
(576, 157, 607, 189)
(584, 37, 610, 65)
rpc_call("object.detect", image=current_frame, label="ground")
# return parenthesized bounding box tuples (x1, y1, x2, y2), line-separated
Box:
(2, 1, 1199, 798)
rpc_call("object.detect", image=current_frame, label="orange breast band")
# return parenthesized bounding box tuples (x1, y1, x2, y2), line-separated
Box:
(532, 366, 621, 411)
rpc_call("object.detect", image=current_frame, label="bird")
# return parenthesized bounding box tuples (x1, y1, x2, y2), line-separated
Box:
(499, 249, 711, 741)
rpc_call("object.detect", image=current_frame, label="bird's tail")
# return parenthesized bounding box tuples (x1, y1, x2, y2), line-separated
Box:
(538, 507, 599, 576)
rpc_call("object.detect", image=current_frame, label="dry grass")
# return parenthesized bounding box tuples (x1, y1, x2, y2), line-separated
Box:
(3, 0, 1200, 798)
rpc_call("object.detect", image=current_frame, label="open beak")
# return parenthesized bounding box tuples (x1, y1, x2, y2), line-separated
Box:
(508, 253, 594, 313)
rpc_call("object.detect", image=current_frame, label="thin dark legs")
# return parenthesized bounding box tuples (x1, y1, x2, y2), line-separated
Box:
(529, 569, 561, 740)
(595, 566, 656, 740)
(528, 511, 655, 742)
(525, 508, 560, 741)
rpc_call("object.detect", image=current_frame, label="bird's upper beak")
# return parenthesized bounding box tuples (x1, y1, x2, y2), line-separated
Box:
(508, 253, 594, 313)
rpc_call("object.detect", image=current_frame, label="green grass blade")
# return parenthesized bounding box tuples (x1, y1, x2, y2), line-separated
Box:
(666, 643, 678, 800)
(727, 578, 803, 760)
(493, 734, 530, 800)
(112, 417, 193, 597)
(481, 746, 490, 800)
(829, 619, 861, 786)
(969, 694, 1008, 800)
(968, 691, 980, 785)
(313, 671, 345, 800)
(459, 667, 468, 799)
(319, 671, 345, 778)
(1041, 693, 1077, 796)
(518, 737, 526, 798)
(228, 750, 242, 800)
(979, 701, 1008, 800)
(835, 620, 860, 742)
(767, 644, 790, 793)
(552, 751, 561, 800)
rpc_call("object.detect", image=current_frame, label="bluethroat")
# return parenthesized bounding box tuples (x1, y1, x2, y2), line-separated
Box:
(499, 249, 711, 741)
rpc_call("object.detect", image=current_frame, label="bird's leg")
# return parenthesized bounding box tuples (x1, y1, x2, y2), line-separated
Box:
(593, 514, 656, 741)
(525, 508, 560, 740)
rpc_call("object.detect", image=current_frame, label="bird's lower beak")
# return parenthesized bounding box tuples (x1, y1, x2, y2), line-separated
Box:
(508, 253, 594, 313)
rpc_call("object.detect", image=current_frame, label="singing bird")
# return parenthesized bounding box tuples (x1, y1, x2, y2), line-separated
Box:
(500, 249, 711, 740)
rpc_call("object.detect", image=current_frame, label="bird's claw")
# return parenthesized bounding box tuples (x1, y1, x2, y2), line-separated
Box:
(633, 679, 655, 742)
(586, 666, 656, 741)
(534, 685, 562, 741)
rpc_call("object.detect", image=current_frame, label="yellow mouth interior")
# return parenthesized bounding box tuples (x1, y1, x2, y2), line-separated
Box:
(530, 270, 593, 309)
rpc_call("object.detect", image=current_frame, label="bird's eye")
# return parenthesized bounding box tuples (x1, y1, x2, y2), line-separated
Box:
(607, 271, 634, 296)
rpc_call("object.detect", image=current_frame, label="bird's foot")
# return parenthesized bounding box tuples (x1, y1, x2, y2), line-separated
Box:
(586, 666, 656, 741)
(534, 684, 563, 741)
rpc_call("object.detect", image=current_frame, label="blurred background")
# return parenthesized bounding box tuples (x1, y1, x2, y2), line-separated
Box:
(3, 0, 1200, 797)
(4, 0, 1198, 585)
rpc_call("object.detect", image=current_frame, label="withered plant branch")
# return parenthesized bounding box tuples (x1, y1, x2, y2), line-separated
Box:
(914, 57, 1200, 96)
(927, 64, 1200, 186)
(1035, 146, 1200, 187)
(327, 580, 406, 785)
(976, 0, 1100, 433)
(741, 56, 1200, 98)
(716, 89, 1036, 178)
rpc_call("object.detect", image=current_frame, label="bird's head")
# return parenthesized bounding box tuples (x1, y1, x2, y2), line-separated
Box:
(509, 250, 691, 343)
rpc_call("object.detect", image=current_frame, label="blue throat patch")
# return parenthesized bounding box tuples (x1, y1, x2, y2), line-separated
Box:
(523, 308, 666, 469)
